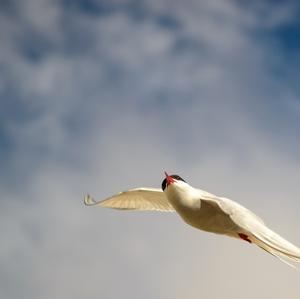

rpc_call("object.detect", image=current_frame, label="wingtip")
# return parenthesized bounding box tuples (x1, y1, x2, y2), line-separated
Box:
(84, 194, 96, 206)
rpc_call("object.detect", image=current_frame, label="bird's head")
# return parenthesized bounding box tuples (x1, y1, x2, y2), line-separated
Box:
(161, 172, 188, 193)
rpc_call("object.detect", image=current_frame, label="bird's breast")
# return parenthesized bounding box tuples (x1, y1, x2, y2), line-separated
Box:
(168, 193, 239, 235)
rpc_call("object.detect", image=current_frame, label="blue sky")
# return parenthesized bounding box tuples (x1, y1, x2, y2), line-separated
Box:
(2, 0, 300, 298)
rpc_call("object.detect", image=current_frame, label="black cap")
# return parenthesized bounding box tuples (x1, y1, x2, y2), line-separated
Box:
(161, 174, 186, 191)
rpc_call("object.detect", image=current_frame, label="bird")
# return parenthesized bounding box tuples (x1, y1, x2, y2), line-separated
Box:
(84, 172, 300, 269)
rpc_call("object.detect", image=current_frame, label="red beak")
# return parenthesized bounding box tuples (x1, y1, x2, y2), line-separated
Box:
(164, 171, 175, 186)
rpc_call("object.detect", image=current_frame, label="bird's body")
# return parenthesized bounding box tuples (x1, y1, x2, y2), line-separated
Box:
(85, 173, 300, 269)
(164, 180, 240, 237)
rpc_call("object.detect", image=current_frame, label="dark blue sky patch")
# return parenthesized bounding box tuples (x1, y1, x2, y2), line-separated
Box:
(14, 24, 60, 63)
(18, 35, 54, 63)
(62, 0, 114, 16)
(273, 23, 300, 52)
(258, 24, 300, 97)
(155, 14, 182, 30)
(0, 0, 23, 19)
(0, 0, 15, 12)
(0, 126, 13, 155)
(62, 0, 181, 30)
(62, 0, 135, 16)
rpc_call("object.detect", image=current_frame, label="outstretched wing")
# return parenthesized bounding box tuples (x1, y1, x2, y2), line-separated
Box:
(84, 187, 175, 212)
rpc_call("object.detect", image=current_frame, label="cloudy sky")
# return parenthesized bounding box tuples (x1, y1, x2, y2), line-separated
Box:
(2, 0, 300, 298)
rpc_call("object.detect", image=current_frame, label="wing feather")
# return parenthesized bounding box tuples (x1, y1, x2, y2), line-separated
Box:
(202, 194, 300, 268)
(84, 187, 175, 212)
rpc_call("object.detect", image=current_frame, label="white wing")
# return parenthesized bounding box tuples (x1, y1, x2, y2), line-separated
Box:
(84, 187, 175, 212)
(213, 196, 265, 226)
(202, 195, 300, 268)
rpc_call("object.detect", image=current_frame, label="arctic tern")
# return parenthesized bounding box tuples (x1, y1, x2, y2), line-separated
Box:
(84, 172, 300, 269)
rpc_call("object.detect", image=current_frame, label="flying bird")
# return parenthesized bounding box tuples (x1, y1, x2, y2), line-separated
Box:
(84, 172, 300, 269)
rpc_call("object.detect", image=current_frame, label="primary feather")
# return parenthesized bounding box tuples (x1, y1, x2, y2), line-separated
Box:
(84, 188, 175, 212)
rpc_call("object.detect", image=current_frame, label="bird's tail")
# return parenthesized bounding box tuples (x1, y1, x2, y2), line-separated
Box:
(251, 224, 300, 270)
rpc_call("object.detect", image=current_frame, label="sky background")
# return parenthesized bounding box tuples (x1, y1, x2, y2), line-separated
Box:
(2, 0, 300, 298)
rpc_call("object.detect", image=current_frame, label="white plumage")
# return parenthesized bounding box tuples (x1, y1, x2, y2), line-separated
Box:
(85, 173, 300, 269)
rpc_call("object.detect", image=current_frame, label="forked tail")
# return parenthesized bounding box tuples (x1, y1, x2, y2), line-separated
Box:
(251, 224, 300, 270)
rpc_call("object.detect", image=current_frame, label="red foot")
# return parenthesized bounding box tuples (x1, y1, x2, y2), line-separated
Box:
(238, 233, 252, 243)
